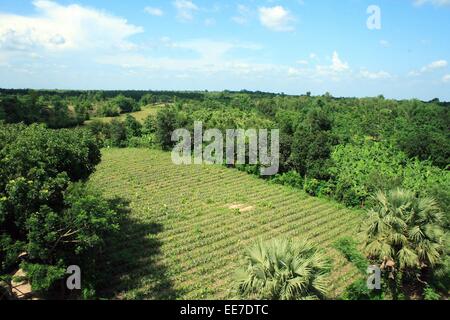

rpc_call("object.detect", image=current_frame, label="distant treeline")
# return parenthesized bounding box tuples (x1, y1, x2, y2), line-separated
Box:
(0, 88, 281, 102)
(0, 89, 283, 129)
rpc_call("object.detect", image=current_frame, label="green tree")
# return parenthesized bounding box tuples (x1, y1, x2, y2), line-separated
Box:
(142, 115, 157, 135)
(124, 114, 142, 138)
(155, 107, 178, 150)
(290, 110, 336, 180)
(139, 94, 155, 106)
(107, 119, 127, 147)
(0, 124, 118, 296)
(363, 189, 445, 298)
(235, 238, 331, 300)
(112, 95, 140, 114)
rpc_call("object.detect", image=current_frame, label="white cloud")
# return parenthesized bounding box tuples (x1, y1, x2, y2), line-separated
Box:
(0, 52, 10, 66)
(232, 4, 251, 25)
(296, 60, 308, 65)
(443, 74, 450, 82)
(287, 67, 302, 77)
(413, 0, 450, 7)
(0, 0, 143, 52)
(314, 51, 350, 81)
(421, 59, 448, 72)
(173, 0, 199, 21)
(144, 7, 164, 16)
(379, 40, 390, 47)
(330, 51, 349, 72)
(408, 60, 448, 77)
(258, 6, 295, 32)
(98, 38, 269, 77)
(204, 18, 216, 26)
(360, 69, 392, 80)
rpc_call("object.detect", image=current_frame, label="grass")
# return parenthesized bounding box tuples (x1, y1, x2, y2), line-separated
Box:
(89, 148, 364, 300)
(85, 104, 164, 125)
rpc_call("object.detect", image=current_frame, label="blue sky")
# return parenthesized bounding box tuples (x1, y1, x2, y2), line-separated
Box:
(0, 0, 449, 100)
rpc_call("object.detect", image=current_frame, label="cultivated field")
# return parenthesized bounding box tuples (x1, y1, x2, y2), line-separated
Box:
(89, 148, 364, 300)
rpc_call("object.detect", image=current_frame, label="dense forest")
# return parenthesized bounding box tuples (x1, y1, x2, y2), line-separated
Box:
(0, 89, 449, 300)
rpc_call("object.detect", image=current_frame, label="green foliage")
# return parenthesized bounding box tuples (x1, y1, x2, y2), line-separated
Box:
(392, 103, 449, 168)
(0, 123, 119, 297)
(235, 238, 331, 300)
(428, 234, 450, 293)
(139, 93, 156, 106)
(87, 116, 150, 149)
(124, 115, 142, 138)
(330, 142, 405, 206)
(290, 129, 336, 180)
(21, 262, 66, 292)
(363, 189, 445, 271)
(271, 171, 303, 189)
(97, 101, 120, 117)
(423, 286, 441, 300)
(334, 237, 385, 299)
(111, 94, 140, 114)
(0, 93, 84, 128)
(106, 119, 127, 147)
(155, 107, 179, 150)
(342, 278, 384, 300)
(333, 237, 368, 274)
(361, 189, 447, 300)
(142, 115, 157, 135)
(329, 141, 450, 210)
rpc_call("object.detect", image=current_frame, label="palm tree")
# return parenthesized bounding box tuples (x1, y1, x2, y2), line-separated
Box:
(363, 189, 445, 282)
(235, 238, 331, 300)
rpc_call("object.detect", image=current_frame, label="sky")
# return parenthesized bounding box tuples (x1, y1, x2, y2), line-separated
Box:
(0, 0, 449, 100)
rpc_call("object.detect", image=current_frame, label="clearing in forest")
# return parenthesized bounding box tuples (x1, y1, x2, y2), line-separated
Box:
(85, 104, 163, 125)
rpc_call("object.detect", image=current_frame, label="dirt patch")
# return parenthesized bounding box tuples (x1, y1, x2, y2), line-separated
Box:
(228, 204, 255, 213)
(11, 268, 32, 299)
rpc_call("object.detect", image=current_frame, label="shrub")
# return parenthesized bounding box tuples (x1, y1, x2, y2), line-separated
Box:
(235, 238, 331, 300)
(342, 278, 384, 300)
(155, 107, 178, 150)
(271, 171, 303, 189)
(303, 178, 321, 196)
(111, 95, 139, 114)
(423, 286, 441, 300)
(124, 114, 142, 138)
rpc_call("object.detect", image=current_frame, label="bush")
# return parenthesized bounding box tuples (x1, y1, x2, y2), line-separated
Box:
(142, 115, 157, 135)
(139, 94, 155, 106)
(342, 278, 384, 300)
(97, 102, 120, 117)
(271, 171, 303, 189)
(111, 95, 139, 114)
(423, 286, 441, 300)
(303, 178, 321, 196)
(235, 238, 331, 300)
(124, 114, 142, 138)
(155, 107, 179, 150)
(127, 134, 156, 148)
